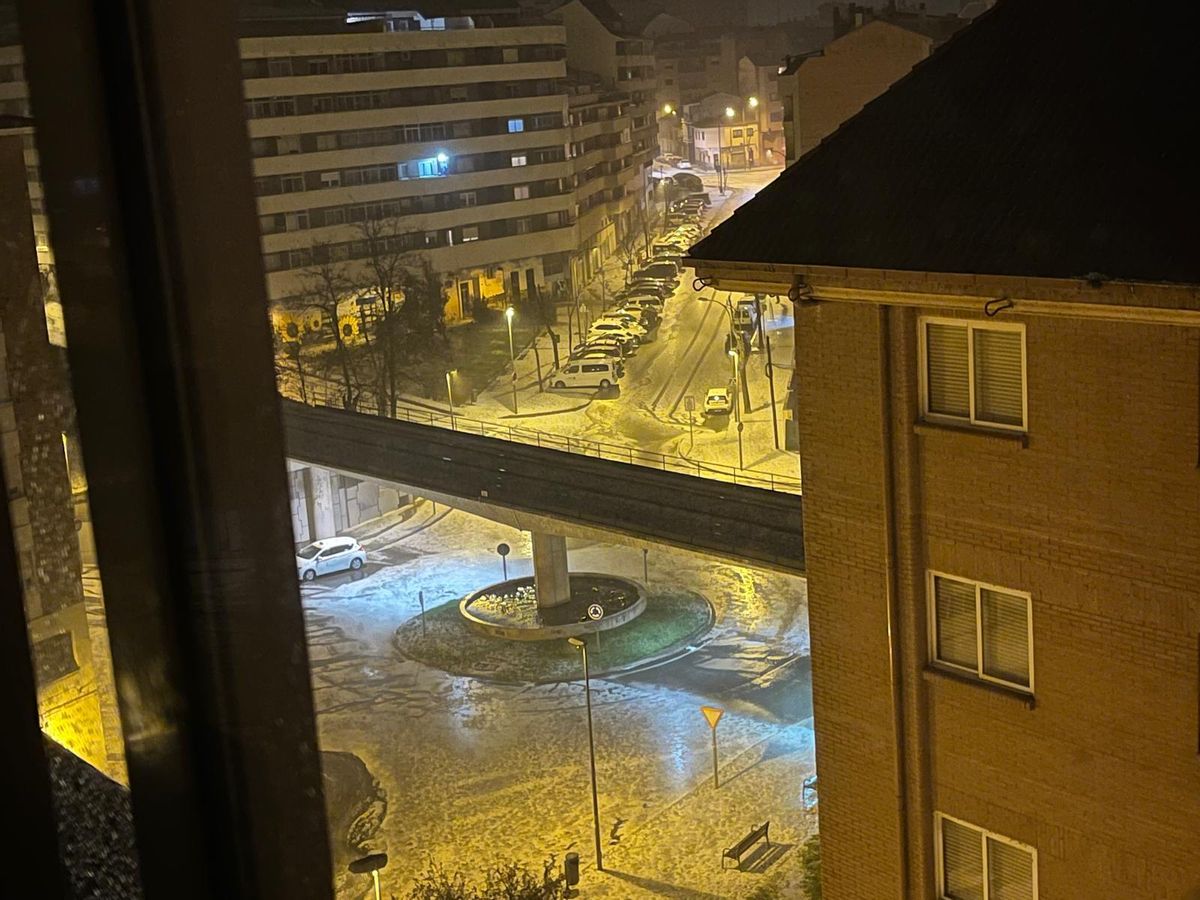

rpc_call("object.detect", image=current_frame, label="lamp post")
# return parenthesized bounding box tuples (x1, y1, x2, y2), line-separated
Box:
(568, 637, 603, 872)
(729, 348, 744, 470)
(746, 96, 759, 168)
(445, 369, 457, 430)
(504, 305, 518, 413)
(717, 106, 735, 194)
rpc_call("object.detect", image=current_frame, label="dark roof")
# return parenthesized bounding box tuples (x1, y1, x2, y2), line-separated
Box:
(690, 0, 1200, 286)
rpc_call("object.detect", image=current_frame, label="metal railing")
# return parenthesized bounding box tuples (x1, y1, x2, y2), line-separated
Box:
(287, 382, 802, 495)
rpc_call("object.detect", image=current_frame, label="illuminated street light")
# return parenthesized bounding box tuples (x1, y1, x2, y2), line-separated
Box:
(435, 151, 449, 164)
(724, 106, 736, 118)
(748, 95, 759, 108)
(505, 306, 518, 413)
(568, 637, 604, 872)
(662, 103, 674, 115)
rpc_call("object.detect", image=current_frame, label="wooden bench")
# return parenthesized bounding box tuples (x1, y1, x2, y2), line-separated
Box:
(721, 821, 770, 869)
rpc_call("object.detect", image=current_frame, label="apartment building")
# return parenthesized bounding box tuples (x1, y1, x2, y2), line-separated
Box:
(779, 9, 967, 164)
(239, 4, 576, 322)
(549, 0, 657, 285)
(688, 0, 1200, 897)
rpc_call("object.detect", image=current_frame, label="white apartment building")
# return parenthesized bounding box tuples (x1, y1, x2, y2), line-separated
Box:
(239, 7, 577, 322)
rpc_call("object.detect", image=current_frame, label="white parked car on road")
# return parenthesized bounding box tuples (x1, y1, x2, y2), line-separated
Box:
(589, 320, 645, 340)
(704, 388, 733, 416)
(296, 537, 367, 581)
(550, 359, 620, 390)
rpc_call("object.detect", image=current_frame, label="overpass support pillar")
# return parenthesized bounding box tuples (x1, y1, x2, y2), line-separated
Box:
(303, 466, 337, 541)
(531, 532, 571, 608)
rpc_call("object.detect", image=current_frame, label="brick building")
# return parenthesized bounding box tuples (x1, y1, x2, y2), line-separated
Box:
(779, 9, 967, 164)
(688, 0, 1200, 897)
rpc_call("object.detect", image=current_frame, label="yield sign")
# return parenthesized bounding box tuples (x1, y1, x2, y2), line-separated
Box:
(701, 705, 724, 729)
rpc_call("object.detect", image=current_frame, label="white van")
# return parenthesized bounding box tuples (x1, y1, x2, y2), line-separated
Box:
(550, 359, 620, 390)
(734, 297, 759, 329)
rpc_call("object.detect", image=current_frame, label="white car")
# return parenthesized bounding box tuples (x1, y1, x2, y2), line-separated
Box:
(676, 159, 693, 169)
(589, 320, 645, 340)
(704, 388, 732, 416)
(550, 359, 621, 390)
(296, 537, 367, 581)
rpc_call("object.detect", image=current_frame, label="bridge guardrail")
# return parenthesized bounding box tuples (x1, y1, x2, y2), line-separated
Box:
(285, 383, 802, 496)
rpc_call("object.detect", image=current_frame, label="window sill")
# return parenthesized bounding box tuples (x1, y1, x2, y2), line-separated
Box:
(922, 665, 1036, 709)
(914, 420, 1029, 449)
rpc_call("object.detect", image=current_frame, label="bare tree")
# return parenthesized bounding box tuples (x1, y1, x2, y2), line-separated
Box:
(356, 215, 412, 417)
(299, 245, 362, 410)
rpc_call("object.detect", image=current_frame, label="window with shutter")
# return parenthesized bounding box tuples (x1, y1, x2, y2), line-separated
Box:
(938, 815, 1036, 900)
(930, 572, 1033, 692)
(921, 318, 1025, 430)
(941, 817, 984, 900)
(934, 576, 978, 670)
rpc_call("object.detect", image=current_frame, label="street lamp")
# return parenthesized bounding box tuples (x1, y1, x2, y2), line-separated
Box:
(568, 637, 603, 873)
(445, 369, 458, 430)
(748, 95, 759, 108)
(348, 853, 389, 900)
(662, 103, 674, 115)
(729, 348, 745, 470)
(504, 306, 518, 413)
(716, 106, 735, 194)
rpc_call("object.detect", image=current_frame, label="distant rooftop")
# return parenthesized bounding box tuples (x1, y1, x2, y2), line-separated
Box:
(690, 0, 1200, 286)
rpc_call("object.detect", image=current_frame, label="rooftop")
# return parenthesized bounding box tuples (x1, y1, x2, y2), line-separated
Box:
(689, 0, 1200, 287)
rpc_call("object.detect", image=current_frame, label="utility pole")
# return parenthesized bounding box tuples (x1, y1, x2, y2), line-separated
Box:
(568, 638, 603, 872)
(754, 295, 780, 450)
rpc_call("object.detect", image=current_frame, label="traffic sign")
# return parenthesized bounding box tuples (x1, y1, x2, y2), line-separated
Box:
(587, 603, 605, 621)
(701, 705, 724, 729)
(684, 395, 696, 412)
(496, 542, 511, 556)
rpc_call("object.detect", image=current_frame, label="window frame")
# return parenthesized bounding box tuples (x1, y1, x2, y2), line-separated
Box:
(935, 812, 1039, 900)
(927, 570, 1034, 693)
(918, 316, 1028, 432)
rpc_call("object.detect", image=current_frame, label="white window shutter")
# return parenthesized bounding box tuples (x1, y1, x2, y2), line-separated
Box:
(988, 837, 1036, 900)
(935, 576, 978, 670)
(926, 323, 970, 417)
(973, 329, 1024, 426)
(981, 588, 1031, 687)
(941, 818, 985, 900)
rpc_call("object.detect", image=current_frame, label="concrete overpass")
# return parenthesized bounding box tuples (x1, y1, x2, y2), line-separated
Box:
(281, 400, 805, 576)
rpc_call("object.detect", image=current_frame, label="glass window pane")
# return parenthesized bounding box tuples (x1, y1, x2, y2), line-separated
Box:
(981, 588, 1030, 687)
(942, 818, 985, 900)
(934, 576, 978, 670)
(973, 328, 1023, 426)
(988, 837, 1035, 900)
(926, 322, 970, 418)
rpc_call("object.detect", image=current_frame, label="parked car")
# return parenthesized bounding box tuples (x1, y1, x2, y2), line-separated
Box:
(673, 172, 703, 191)
(588, 321, 643, 343)
(618, 298, 660, 319)
(296, 537, 367, 581)
(550, 359, 621, 390)
(686, 191, 712, 208)
(636, 261, 680, 283)
(584, 336, 637, 356)
(595, 313, 647, 335)
(703, 387, 733, 416)
(570, 350, 625, 377)
(734, 296, 760, 329)
(616, 305, 658, 328)
(622, 282, 672, 301)
(675, 159, 693, 169)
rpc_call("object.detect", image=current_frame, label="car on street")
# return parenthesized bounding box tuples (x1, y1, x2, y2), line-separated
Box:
(635, 262, 680, 286)
(595, 313, 648, 335)
(673, 172, 703, 191)
(734, 296, 760, 329)
(618, 298, 660, 319)
(296, 537, 367, 581)
(549, 359, 621, 390)
(623, 282, 672, 301)
(588, 321, 644, 343)
(570, 348, 625, 376)
(703, 388, 733, 417)
(616, 305, 658, 328)
(583, 335, 636, 356)
(675, 159, 692, 169)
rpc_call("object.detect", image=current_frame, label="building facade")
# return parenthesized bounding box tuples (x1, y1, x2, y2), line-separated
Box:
(689, 0, 1200, 896)
(239, 7, 577, 323)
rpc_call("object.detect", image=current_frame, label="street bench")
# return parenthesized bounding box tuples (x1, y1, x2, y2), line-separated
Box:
(721, 821, 770, 869)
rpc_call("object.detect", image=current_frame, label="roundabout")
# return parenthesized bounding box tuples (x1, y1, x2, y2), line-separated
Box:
(394, 584, 714, 684)
(459, 572, 646, 641)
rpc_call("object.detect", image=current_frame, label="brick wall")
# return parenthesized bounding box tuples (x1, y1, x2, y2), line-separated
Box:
(798, 297, 1200, 898)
